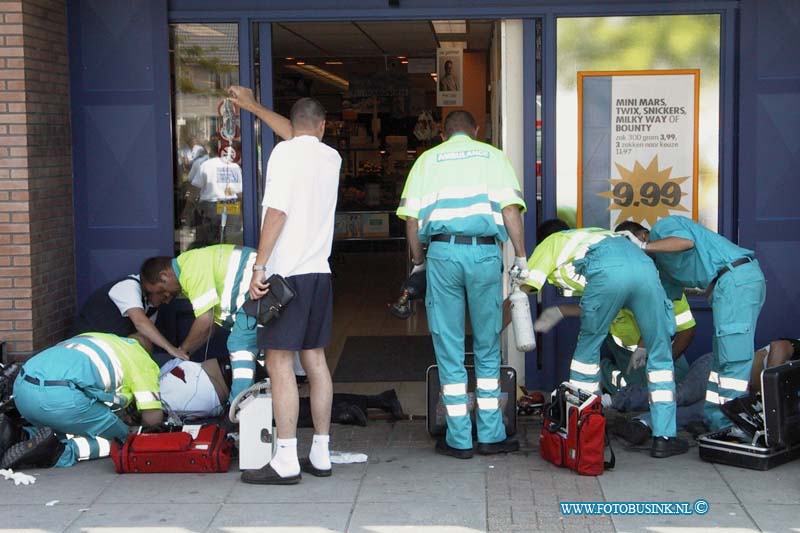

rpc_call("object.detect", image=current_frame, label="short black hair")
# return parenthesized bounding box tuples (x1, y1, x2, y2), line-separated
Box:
(290, 97, 326, 131)
(444, 110, 477, 137)
(537, 218, 570, 242)
(615, 220, 647, 234)
(140, 256, 173, 284)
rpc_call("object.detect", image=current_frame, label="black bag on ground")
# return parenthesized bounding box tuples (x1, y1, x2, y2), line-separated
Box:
(242, 274, 295, 326)
(426, 364, 517, 438)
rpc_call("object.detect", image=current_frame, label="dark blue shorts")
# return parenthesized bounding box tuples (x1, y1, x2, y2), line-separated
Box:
(257, 273, 333, 351)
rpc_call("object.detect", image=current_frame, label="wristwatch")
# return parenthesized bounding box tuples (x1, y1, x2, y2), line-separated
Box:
(252, 264, 267, 272)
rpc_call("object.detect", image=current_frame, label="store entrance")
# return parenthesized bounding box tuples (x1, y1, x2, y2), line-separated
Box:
(268, 20, 501, 415)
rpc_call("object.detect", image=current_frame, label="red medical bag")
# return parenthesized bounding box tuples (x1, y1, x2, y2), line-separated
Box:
(539, 383, 614, 476)
(111, 425, 233, 473)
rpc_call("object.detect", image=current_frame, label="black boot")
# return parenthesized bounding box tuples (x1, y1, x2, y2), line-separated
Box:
(650, 436, 689, 458)
(0, 413, 24, 457)
(332, 403, 367, 427)
(0, 427, 64, 469)
(477, 437, 519, 455)
(368, 390, 405, 420)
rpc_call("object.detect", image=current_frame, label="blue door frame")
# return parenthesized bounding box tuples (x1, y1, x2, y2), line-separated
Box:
(71, 0, 746, 389)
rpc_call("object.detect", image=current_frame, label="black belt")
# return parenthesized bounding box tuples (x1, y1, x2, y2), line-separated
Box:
(431, 234, 496, 245)
(707, 258, 752, 294)
(23, 374, 71, 387)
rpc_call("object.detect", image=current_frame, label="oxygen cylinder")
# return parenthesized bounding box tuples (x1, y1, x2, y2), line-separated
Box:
(510, 285, 536, 352)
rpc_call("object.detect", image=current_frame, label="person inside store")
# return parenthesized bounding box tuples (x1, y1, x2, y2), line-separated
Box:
(523, 219, 688, 458)
(0, 332, 161, 470)
(439, 59, 459, 92)
(139, 245, 260, 406)
(71, 270, 188, 360)
(228, 94, 340, 486)
(616, 218, 767, 432)
(397, 110, 527, 459)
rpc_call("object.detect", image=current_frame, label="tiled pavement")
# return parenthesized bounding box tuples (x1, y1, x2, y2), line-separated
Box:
(0, 416, 797, 532)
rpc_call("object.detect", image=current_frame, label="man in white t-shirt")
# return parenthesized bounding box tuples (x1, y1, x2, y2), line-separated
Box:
(73, 274, 188, 360)
(231, 92, 340, 485)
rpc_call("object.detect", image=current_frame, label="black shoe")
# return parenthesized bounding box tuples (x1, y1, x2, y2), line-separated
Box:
(650, 436, 689, 458)
(435, 439, 474, 459)
(477, 437, 519, 455)
(0, 427, 64, 469)
(684, 420, 710, 439)
(300, 457, 332, 477)
(615, 420, 652, 445)
(0, 413, 23, 457)
(241, 463, 301, 485)
(333, 403, 368, 427)
(378, 389, 406, 420)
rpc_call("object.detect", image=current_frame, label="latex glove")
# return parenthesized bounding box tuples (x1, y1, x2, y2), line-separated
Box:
(601, 393, 613, 409)
(627, 346, 648, 373)
(617, 230, 647, 250)
(410, 261, 426, 276)
(534, 306, 564, 333)
(509, 256, 529, 282)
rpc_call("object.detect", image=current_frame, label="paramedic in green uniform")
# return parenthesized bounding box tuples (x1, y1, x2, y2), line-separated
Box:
(3, 333, 162, 469)
(525, 219, 687, 458)
(140, 244, 259, 404)
(397, 110, 527, 459)
(617, 217, 766, 431)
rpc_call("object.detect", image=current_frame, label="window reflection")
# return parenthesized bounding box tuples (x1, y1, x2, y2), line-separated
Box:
(556, 15, 721, 230)
(170, 23, 242, 252)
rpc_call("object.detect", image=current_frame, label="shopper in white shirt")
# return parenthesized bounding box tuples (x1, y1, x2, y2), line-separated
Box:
(229, 88, 340, 485)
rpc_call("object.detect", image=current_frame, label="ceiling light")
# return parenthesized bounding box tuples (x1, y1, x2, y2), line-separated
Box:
(286, 64, 349, 92)
(401, 60, 409, 64)
(432, 20, 466, 34)
(296, 61, 306, 65)
(397, 55, 407, 59)
(325, 60, 343, 65)
(439, 41, 467, 49)
(285, 57, 295, 60)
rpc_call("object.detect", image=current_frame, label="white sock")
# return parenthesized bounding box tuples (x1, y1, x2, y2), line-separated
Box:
(270, 438, 300, 478)
(309, 434, 331, 470)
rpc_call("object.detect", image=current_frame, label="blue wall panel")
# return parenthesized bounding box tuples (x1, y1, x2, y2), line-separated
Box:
(70, 0, 174, 306)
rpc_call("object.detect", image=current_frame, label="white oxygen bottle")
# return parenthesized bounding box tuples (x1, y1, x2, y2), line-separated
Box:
(510, 285, 536, 352)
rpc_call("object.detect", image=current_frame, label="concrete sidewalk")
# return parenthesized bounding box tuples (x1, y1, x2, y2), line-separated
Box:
(0, 418, 797, 532)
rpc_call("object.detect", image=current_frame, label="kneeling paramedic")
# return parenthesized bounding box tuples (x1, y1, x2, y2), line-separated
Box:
(397, 110, 527, 459)
(0, 332, 161, 469)
(140, 244, 260, 405)
(524, 219, 687, 458)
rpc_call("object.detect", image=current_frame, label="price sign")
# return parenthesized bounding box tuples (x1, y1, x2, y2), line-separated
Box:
(577, 70, 699, 228)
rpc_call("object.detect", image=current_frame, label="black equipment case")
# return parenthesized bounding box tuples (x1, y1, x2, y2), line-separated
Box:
(699, 360, 800, 470)
(426, 364, 517, 437)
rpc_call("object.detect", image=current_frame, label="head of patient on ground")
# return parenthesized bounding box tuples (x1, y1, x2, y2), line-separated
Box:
(140, 256, 181, 307)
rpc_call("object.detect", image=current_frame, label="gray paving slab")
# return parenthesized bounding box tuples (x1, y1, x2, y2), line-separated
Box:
(64, 503, 221, 532)
(0, 461, 115, 505)
(598, 445, 739, 504)
(742, 503, 800, 533)
(610, 503, 759, 532)
(357, 470, 486, 504)
(715, 459, 800, 504)
(348, 501, 486, 532)
(0, 503, 87, 532)
(97, 471, 239, 504)
(208, 503, 352, 532)
(225, 464, 365, 504)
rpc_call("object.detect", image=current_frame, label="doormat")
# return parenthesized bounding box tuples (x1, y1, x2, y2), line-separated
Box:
(332, 335, 473, 382)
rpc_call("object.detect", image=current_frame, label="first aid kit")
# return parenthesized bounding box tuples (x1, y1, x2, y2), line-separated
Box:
(699, 360, 800, 470)
(539, 382, 614, 476)
(111, 424, 232, 474)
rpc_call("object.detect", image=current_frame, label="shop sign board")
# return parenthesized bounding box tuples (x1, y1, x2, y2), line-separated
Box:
(577, 69, 699, 228)
(436, 48, 463, 107)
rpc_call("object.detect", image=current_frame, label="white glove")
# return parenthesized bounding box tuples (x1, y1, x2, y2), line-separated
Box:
(617, 230, 647, 250)
(601, 393, 613, 409)
(627, 346, 648, 372)
(509, 256, 529, 282)
(533, 306, 564, 333)
(410, 261, 426, 276)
